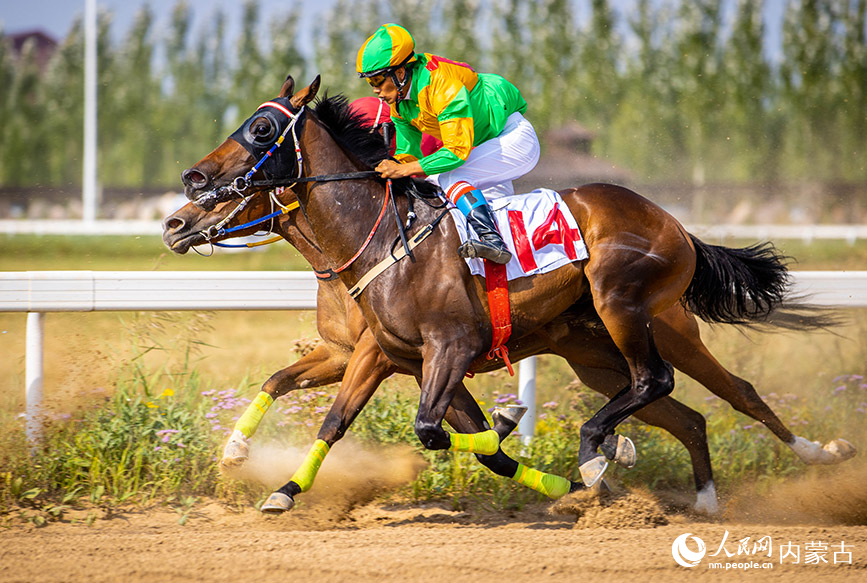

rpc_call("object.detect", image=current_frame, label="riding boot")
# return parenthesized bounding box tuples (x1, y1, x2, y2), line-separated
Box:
(458, 204, 512, 264)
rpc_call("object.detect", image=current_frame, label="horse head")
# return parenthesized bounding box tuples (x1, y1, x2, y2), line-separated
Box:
(163, 75, 321, 254)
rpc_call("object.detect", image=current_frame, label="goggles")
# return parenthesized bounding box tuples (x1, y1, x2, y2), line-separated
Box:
(365, 74, 388, 88)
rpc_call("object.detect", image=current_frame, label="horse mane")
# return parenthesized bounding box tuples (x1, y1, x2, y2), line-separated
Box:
(312, 93, 442, 199)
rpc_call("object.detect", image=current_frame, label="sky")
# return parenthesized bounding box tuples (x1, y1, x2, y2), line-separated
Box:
(2, 0, 786, 61)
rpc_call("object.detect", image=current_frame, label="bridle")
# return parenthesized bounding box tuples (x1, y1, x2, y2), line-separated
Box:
(189, 100, 393, 273)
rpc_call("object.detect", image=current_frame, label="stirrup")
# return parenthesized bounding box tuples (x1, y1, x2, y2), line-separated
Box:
(458, 239, 512, 264)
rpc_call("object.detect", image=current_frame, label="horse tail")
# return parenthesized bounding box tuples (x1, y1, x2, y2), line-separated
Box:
(683, 234, 841, 330)
(683, 234, 827, 329)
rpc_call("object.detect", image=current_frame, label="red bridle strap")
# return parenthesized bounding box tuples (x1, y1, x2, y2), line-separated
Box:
(333, 179, 391, 274)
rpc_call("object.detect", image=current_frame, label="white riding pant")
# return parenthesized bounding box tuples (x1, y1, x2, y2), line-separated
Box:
(428, 112, 540, 201)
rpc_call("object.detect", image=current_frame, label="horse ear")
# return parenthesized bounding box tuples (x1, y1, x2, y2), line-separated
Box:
(279, 75, 295, 98)
(289, 75, 321, 109)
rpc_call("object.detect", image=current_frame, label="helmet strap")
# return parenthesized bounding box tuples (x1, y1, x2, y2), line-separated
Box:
(390, 66, 411, 103)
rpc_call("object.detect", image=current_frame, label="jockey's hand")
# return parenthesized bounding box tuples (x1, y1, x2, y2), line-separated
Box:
(375, 159, 425, 179)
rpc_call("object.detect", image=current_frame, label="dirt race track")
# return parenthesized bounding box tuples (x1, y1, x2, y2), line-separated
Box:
(3, 482, 867, 583)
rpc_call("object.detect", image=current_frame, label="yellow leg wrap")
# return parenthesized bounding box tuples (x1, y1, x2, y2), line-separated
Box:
(448, 429, 500, 455)
(290, 439, 330, 492)
(512, 463, 571, 499)
(234, 392, 274, 438)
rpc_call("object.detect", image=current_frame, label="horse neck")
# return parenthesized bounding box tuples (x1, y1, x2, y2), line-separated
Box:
(274, 210, 333, 273)
(295, 118, 392, 273)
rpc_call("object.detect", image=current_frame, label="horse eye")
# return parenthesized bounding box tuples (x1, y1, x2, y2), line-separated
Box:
(250, 118, 276, 143)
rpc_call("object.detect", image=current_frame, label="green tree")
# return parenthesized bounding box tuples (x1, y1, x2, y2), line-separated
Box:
(837, 0, 867, 179)
(439, 0, 482, 65)
(606, 0, 679, 179)
(578, 0, 624, 141)
(1, 35, 44, 185)
(719, 0, 779, 181)
(524, 0, 579, 129)
(779, 0, 843, 180)
(268, 5, 307, 87)
(232, 0, 269, 114)
(101, 6, 158, 187)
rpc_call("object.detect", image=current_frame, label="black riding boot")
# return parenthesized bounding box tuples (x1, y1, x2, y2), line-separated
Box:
(458, 204, 512, 264)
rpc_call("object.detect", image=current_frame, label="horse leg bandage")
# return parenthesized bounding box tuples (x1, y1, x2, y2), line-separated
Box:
(512, 463, 571, 499)
(448, 429, 500, 455)
(234, 391, 274, 438)
(290, 439, 330, 492)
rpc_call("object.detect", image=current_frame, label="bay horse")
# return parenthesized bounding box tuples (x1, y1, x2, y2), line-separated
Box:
(165, 75, 856, 513)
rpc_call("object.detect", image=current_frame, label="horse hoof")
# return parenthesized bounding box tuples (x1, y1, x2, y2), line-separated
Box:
(492, 405, 527, 440)
(578, 455, 609, 488)
(824, 438, 857, 462)
(260, 492, 295, 514)
(792, 436, 858, 465)
(693, 482, 719, 515)
(600, 434, 637, 468)
(219, 430, 249, 471)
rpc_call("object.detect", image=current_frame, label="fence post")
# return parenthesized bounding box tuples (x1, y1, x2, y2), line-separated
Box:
(25, 312, 44, 447)
(518, 356, 536, 444)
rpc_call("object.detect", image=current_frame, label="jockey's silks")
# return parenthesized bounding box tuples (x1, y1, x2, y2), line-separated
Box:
(390, 53, 527, 175)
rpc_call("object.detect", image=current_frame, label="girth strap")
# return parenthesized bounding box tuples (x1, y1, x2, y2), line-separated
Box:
(483, 260, 514, 376)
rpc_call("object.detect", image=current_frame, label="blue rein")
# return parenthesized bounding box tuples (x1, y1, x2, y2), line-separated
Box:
(211, 205, 290, 248)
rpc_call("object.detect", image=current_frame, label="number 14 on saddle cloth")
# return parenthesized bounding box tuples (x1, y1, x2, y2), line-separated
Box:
(449, 188, 589, 280)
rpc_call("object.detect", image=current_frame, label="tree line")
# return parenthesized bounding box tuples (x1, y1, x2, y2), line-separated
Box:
(1, 0, 865, 190)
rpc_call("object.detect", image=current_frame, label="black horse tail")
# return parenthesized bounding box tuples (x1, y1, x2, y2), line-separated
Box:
(682, 234, 840, 330)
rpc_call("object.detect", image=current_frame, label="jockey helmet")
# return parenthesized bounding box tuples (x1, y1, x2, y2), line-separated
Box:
(357, 23, 416, 79)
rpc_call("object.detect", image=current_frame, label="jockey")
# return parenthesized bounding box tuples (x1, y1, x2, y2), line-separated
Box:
(357, 23, 540, 265)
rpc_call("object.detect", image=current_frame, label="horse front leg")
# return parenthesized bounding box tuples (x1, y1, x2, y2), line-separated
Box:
(446, 385, 580, 499)
(220, 341, 350, 469)
(412, 339, 504, 455)
(261, 330, 397, 513)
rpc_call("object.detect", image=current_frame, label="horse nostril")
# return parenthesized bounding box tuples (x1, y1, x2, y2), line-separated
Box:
(163, 216, 185, 232)
(182, 168, 208, 188)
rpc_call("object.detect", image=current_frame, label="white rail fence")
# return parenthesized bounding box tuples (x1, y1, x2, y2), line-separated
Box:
(2, 270, 866, 444)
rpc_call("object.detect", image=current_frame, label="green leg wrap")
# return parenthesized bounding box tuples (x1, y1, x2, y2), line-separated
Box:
(448, 429, 500, 455)
(512, 463, 571, 499)
(234, 392, 274, 439)
(290, 439, 330, 492)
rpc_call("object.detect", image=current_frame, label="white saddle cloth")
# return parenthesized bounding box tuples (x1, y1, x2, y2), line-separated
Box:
(449, 188, 589, 281)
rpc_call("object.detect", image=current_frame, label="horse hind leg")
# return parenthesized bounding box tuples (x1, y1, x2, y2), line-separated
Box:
(655, 306, 857, 467)
(575, 316, 675, 487)
(575, 231, 694, 486)
(571, 364, 717, 513)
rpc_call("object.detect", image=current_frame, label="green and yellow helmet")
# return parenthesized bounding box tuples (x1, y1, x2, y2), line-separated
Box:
(356, 23, 416, 78)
